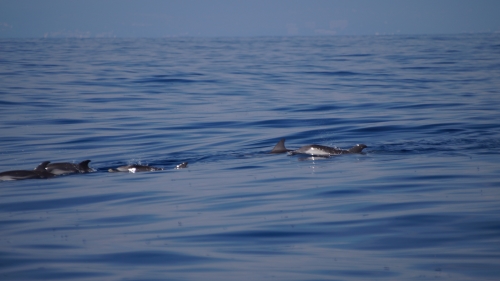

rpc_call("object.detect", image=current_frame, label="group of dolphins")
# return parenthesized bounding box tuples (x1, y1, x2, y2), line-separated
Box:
(0, 139, 367, 181)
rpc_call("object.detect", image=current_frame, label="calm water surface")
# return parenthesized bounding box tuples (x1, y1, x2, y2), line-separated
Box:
(1, 34, 500, 280)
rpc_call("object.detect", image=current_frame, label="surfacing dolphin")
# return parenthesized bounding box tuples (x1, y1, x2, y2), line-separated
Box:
(270, 138, 367, 156)
(108, 162, 188, 173)
(289, 143, 367, 156)
(0, 161, 55, 181)
(175, 162, 188, 169)
(46, 160, 93, 175)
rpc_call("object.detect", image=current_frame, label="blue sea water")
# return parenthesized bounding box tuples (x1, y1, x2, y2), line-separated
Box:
(0, 34, 500, 280)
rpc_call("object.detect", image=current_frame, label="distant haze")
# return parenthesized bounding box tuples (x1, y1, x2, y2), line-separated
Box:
(1, 0, 500, 38)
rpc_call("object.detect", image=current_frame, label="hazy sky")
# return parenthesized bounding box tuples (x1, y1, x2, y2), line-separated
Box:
(1, 0, 499, 38)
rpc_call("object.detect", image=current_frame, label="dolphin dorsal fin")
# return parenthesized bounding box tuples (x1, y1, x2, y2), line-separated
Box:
(35, 161, 51, 171)
(79, 160, 91, 169)
(270, 138, 289, 153)
(348, 144, 367, 153)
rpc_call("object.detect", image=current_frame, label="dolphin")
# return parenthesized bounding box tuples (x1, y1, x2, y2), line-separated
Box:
(108, 162, 188, 173)
(175, 162, 188, 169)
(46, 160, 93, 175)
(270, 138, 367, 156)
(289, 143, 367, 156)
(108, 165, 163, 173)
(0, 161, 55, 181)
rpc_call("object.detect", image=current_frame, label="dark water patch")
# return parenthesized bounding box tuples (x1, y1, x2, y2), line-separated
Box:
(200, 199, 267, 213)
(460, 220, 500, 236)
(48, 118, 88, 125)
(353, 236, 454, 251)
(134, 78, 197, 84)
(83, 214, 163, 226)
(349, 201, 447, 213)
(398, 252, 500, 260)
(375, 137, 500, 156)
(350, 124, 406, 134)
(0, 192, 160, 212)
(177, 230, 317, 245)
(225, 165, 264, 170)
(110, 194, 177, 206)
(286, 104, 346, 113)
(246, 118, 304, 128)
(412, 262, 500, 279)
(20, 244, 82, 250)
(342, 53, 373, 57)
(77, 250, 215, 266)
(303, 71, 361, 76)
(2, 267, 111, 280)
(401, 66, 439, 70)
(310, 269, 399, 278)
(0, 219, 38, 226)
(214, 190, 283, 201)
(389, 102, 465, 110)
(0, 251, 37, 268)
(381, 213, 459, 228)
(0, 100, 19, 106)
(392, 173, 480, 182)
(218, 248, 291, 256)
(316, 188, 370, 197)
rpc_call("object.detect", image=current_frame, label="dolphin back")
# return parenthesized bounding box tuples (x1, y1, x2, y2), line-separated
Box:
(0, 170, 39, 181)
(347, 144, 367, 153)
(176, 162, 188, 169)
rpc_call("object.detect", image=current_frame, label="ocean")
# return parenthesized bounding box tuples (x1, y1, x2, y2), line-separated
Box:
(1, 34, 499, 280)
